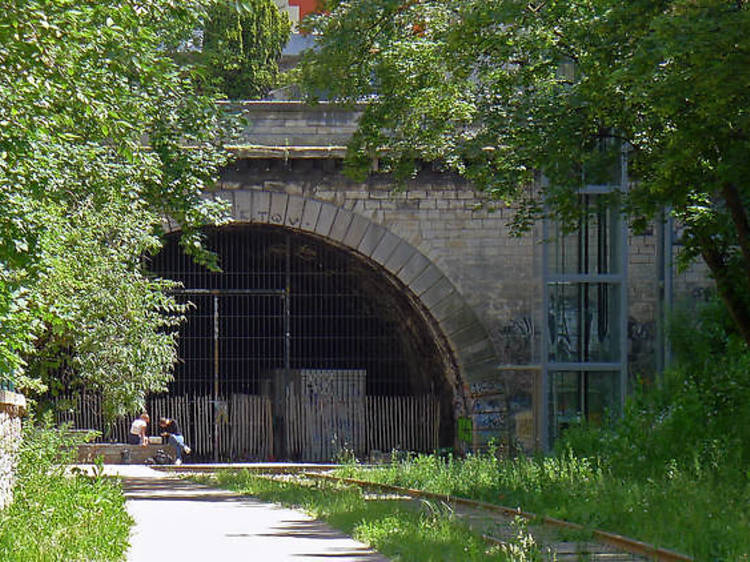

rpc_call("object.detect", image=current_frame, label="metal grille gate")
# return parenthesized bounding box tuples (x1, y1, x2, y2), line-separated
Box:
(176, 289, 286, 461)
(156, 226, 441, 460)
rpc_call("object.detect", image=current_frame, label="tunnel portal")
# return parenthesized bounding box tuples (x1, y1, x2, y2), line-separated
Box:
(148, 225, 457, 460)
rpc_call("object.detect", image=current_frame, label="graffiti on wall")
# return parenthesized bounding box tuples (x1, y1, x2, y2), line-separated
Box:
(627, 317, 655, 379)
(465, 370, 535, 454)
(491, 316, 536, 365)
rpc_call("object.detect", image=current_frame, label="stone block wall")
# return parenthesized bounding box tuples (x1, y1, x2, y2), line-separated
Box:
(0, 391, 26, 510)
(224, 101, 362, 147)
(212, 159, 544, 450)
(200, 101, 715, 450)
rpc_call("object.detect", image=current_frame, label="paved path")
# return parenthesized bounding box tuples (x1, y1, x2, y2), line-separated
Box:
(92, 465, 388, 562)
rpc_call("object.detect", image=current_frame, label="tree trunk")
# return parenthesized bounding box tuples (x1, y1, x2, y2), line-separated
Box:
(699, 241, 750, 346)
(721, 182, 750, 284)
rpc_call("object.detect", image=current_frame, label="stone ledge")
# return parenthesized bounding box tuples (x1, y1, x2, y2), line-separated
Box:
(0, 390, 26, 416)
(226, 145, 348, 159)
(219, 100, 366, 113)
(77, 443, 178, 465)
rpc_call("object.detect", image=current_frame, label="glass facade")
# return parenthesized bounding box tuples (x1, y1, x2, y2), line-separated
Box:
(547, 281, 621, 363)
(549, 197, 621, 276)
(543, 190, 627, 448)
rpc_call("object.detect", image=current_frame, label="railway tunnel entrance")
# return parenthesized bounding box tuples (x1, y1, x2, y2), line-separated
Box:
(148, 224, 458, 461)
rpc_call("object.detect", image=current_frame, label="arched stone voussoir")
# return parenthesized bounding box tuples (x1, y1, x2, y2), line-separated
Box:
(460, 356, 500, 384)
(328, 207, 355, 243)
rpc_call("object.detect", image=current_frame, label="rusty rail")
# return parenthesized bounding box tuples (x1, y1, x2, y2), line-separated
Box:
(300, 472, 693, 562)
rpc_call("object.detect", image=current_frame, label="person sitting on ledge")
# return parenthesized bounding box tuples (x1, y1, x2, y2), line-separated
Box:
(128, 413, 150, 446)
(159, 417, 191, 465)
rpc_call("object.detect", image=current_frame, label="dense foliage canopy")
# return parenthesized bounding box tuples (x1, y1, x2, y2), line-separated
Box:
(202, 0, 292, 99)
(298, 0, 750, 341)
(0, 0, 236, 416)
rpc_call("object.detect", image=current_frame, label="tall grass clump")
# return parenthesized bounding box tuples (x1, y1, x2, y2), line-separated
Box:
(558, 298, 750, 559)
(336, 300, 750, 560)
(0, 418, 132, 561)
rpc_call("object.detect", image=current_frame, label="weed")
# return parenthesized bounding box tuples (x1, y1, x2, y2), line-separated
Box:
(0, 417, 131, 561)
(500, 516, 548, 562)
(327, 301, 750, 560)
(201, 471, 544, 561)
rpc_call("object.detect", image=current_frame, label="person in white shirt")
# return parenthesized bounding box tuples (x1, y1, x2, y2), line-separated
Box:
(128, 413, 150, 446)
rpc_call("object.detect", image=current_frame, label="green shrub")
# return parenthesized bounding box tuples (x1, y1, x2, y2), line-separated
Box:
(0, 419, 132, 561)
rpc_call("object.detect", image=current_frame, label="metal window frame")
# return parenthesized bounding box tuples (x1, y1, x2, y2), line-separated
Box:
(540, 151, 629, 450)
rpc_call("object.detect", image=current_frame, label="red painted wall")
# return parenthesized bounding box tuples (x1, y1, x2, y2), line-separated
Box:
(289, 0, 319, 20)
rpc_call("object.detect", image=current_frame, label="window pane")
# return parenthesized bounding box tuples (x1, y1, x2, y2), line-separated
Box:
(549, 196, 621, 275)
(548, 370, 621, 441)
(547, 282, 621, 362)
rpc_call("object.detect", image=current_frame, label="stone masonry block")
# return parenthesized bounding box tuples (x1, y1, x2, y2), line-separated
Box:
(385, 241, 417, 275)
(264, 181, 288, 192)
(461, 358, 499, 383)
(420, 277, 455, 309)
(429, 292, 467, 322)
(329, 209, 354, 242)
(451, 322, 489, 350)
(408, 264, 444, 297)
(370, 231, 401, 266)
(439, 305, 481, 338)
(458, 339, 497, 368)
(357, 223, 387, 258)
(397, 252, 431, 286)
(234, 190, 253, 221)
(284, 196, 305, 229)
(314, 203, 338, 237)
(343, 214, 370, 249)
(300, 199, 322, 231)
(268, 192, 289, 226)
(250, 191, 270, 223)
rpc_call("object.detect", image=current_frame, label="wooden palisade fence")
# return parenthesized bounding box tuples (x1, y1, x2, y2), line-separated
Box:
(55, 393, 273, 461)
(285, 394, 440, 462)
(55, 393, 439, 462)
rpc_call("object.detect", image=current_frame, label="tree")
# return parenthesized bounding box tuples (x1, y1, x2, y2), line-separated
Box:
(0, 1, 235, 416)
(201, 0, 292, 99)
(296, 1, 750, 343)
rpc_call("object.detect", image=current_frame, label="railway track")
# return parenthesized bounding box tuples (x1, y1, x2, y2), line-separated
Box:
(157, 464, 693, 562)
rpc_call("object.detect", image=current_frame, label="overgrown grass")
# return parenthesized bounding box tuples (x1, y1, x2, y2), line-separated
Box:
(0, 420, 132, 561)
(333, 301, 750, 561)
(335, 449, 749, 560)
(200, 471, 542, 561)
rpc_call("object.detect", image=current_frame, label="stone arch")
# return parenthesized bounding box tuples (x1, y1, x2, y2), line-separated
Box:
(197, 189, 501, 409)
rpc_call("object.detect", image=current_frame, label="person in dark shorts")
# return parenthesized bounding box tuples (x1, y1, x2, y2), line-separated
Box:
(128, 413, 150, 445)
(159, 417, 191, 465)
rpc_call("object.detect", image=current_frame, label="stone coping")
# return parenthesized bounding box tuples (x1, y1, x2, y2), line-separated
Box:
(0, 390, 26, 416)
(219, 100, 366, 112)
(226, 144, 348, 159)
